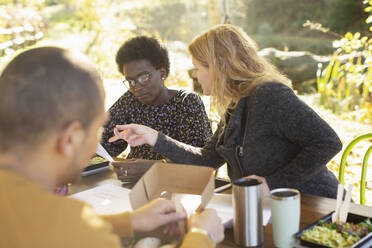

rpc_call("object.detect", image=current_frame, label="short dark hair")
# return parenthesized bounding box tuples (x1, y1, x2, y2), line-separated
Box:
(116, 36, 170, 78)
(0, 47, 104, 153)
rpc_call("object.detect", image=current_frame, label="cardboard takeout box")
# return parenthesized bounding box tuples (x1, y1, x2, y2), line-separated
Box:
(130, 162, 215, 211)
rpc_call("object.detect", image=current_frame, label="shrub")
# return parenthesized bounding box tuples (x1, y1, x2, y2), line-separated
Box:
(316, 1, 372, 123)
(242, 0, 365, 36)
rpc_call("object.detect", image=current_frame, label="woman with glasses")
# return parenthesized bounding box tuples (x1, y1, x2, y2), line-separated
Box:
(109, 25, 342, 199)
(101, 36, 212, 159)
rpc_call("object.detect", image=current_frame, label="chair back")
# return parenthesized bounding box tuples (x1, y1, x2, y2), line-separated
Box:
(339, 133, 372, 205)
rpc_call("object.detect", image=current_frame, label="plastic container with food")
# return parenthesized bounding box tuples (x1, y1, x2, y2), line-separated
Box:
(81, 155, 110, 176)
(295, 211, 372, 248)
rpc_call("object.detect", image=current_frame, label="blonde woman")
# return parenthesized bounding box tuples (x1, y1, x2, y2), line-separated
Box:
(109, 24, 342, 199)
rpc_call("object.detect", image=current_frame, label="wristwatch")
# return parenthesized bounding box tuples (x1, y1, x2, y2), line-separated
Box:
(189, 227, 215, 243)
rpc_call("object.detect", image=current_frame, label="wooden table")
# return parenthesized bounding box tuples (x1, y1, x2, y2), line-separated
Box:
(70, 168, 372, 248)
(219, 194, 372, 247)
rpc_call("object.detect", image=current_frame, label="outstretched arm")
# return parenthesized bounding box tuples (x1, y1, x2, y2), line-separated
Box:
(109, 123, 225, 168)
(109, 124, 158, 147)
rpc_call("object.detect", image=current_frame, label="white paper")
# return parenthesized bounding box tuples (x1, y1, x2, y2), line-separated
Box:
(177, 193, 271, 228)
(96, 144, 114, 162)
(69, 184, 132, 214)
(70, 185, 271, 228)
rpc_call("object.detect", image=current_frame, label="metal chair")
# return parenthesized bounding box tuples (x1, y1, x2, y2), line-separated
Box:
(339, 133, 372, 205)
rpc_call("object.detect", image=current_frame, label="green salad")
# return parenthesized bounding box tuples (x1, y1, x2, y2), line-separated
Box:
(88, 155, 107, 165)
(301, 218, 372, 248)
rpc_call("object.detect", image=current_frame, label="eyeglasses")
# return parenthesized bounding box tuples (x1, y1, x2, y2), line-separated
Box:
(123, 70, 155, 88)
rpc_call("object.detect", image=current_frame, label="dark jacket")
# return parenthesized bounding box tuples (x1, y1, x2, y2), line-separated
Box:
(154, 82, 342, 198)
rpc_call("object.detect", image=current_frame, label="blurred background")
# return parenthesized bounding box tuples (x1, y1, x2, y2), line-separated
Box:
(0, 0, 371, 204)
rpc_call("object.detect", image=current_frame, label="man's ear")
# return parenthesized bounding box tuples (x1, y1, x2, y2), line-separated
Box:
(56, 121, 85, 157)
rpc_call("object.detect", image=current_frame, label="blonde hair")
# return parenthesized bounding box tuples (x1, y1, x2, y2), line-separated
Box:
(188, 24, 290, 118)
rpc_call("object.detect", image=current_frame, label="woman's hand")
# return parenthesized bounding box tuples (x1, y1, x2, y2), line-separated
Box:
(246, 175, 270, 198)
(131, 198, 186, 234)
(108, 124, 159, 147)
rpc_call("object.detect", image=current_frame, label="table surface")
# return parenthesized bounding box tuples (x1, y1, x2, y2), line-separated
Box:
(70, 168, 372, 248)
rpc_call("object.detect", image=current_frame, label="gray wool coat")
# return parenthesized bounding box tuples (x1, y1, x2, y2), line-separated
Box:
(154, 82, 342, 198)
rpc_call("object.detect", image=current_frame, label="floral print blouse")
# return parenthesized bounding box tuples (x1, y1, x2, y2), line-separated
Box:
(101, 90, 212, 160)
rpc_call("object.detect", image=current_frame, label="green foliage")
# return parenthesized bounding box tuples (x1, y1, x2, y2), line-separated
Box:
(252, 34, 334, 55)
(0, 0, 12, 4)
(45, 0, 74, 6)
(44, 0, 210, 81)
(245, 0, 323, 34)
(0, 5, 45, 59)
(0, 0, 46, 10)
(120, 0, 209, 42)
(317, 1, 372, 123)
(75, 0, 102, 30)
(366, 0, 372, 31)
(0, 5, 45, 30)
(47, 8, 79, 26)
(243, 0, 366, 36)
(325, 0, 367, 34)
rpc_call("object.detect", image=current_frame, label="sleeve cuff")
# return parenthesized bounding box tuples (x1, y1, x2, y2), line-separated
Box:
(181, 232, 215, 248)
(153, 132, 167, 152)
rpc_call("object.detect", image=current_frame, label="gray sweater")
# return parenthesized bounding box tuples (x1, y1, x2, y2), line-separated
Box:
(154, 82, 342, 198)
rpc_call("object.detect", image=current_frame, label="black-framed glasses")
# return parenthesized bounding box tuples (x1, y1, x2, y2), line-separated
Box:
(123, 70, 155, 88)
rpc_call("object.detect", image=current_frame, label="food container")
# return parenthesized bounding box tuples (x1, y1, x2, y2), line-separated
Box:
(81, 155, 110, 176)
(295, 211, 372, 248)
(129, 162, 215, 210)
(111, 159, 158, 186)
(112, 159, 232, 191)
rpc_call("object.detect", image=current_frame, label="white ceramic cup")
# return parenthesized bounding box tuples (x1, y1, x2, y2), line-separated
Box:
(270, 188, 300, 248)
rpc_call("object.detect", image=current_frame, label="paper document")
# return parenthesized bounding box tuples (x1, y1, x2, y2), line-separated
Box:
(177, 193, 271, 228)
(70, 184, 132, 214)
(96, 144, 114, 162)
(70, 184, 271, 228)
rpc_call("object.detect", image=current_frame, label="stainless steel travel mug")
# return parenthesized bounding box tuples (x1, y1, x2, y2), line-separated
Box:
(232, 177, 263, 247)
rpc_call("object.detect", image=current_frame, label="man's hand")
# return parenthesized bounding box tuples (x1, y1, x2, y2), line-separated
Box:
(131, 198, 186, 233)
(188, 209, 224, 244)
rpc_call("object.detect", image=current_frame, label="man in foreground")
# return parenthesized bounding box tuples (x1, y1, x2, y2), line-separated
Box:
(0, 47, 224, 248)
